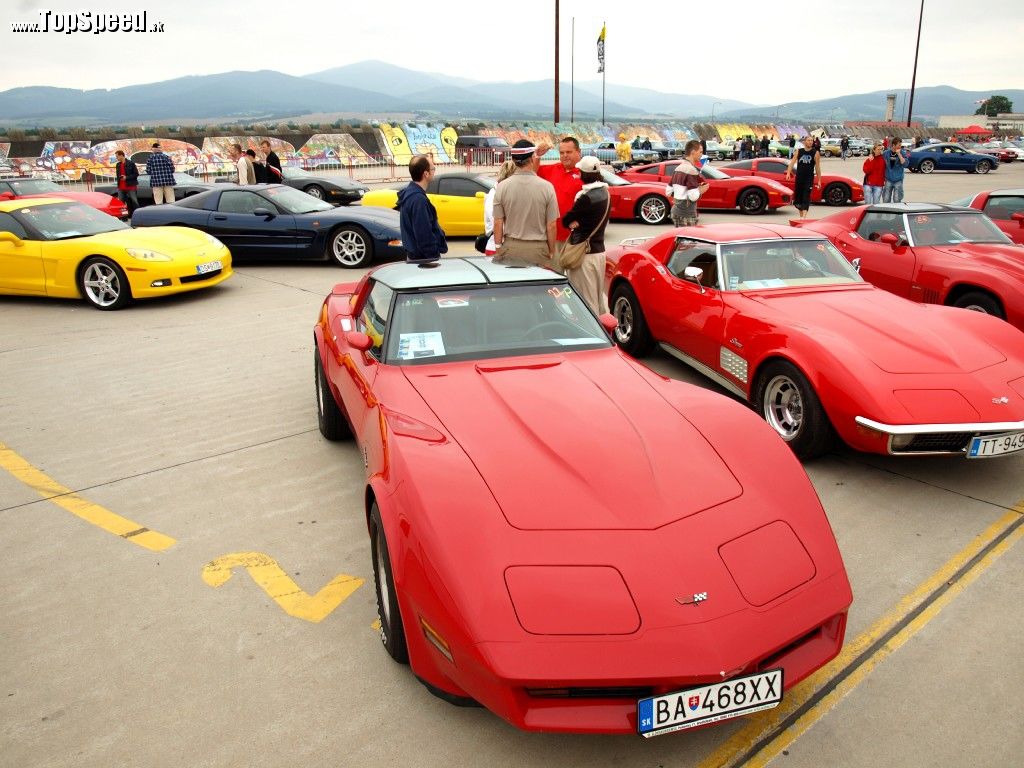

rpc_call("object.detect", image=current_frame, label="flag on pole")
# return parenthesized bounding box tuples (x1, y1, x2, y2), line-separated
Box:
(597, 24, 606, 74)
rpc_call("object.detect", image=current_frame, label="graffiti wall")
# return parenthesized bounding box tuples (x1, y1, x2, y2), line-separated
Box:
(299, 133, 376, 167)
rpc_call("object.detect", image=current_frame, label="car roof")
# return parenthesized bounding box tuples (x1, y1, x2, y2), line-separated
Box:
(864, 202, 976, 214)
(372, 257, 566, 291)
(989, 188, 1024, 196)
(671, 223, 828, 243)
(0, 196, 75, 211)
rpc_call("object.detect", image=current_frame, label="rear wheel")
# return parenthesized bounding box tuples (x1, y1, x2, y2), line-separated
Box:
(975, 160, 992, 174)
(611, 283, 654, 356)
(79, 257, 132, 310)
(739, 188, 768, 214)
(823, 183, 850, 206)
(636, 194, 669, 224)
(370, 503, 408, 664)
(951, 291, 1004, 318)
(918, 159, 935, 174)
(755, 360, 834, 460)
(315, 348, 350, 440)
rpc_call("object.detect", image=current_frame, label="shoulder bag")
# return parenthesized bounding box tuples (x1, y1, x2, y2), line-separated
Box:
(557, 193, 611, 272)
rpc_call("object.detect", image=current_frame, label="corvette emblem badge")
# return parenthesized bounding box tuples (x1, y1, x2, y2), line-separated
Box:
(676, 592, 708, 606)
(993, 397, 1010, 404)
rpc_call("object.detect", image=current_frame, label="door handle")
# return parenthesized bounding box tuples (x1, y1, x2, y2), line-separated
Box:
(213, 215, 227, 220)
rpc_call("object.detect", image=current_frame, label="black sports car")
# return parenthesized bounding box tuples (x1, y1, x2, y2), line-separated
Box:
(281, 167, 368, 204)
(95, 173, 216, 206)
(131, 184, 404, 267)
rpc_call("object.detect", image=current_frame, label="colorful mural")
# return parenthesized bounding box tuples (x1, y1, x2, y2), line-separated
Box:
(401, 123, 459, 162)
(90, 138, 207, 176)
(299, 133, 376, 167)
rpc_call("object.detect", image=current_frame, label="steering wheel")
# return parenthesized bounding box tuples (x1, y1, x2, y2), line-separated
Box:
(792, 256, 827, 276)
(523, 320, 583, 341)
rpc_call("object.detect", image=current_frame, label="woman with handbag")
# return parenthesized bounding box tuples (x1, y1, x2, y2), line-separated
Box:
(481, 160, 517, 255)
(560, 157, 611, 315)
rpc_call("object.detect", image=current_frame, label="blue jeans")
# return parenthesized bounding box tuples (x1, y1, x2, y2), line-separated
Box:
(882, 180, 904, 203)
(864, 185, 883, 204)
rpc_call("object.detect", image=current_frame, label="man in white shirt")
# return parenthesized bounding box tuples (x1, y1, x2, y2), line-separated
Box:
(228, 143, 254, 184)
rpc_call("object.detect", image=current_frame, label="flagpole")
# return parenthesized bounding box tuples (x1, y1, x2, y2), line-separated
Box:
(554, 0, 560, 124)
(571, 16, 575, 124)
(601, 20, 606, 127)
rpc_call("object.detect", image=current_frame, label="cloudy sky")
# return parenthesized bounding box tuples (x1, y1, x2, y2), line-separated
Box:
(3, 0, 1021, 103)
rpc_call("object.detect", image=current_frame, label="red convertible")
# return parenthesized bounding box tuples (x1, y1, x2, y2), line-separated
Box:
(619, 161, 793, 214)
(952, 189, 1024, 245)
(797, 203, 1024, 331)
(0, 177, 127, 219)
(314, 257, 852, 736)
(718, 158, 864, 206)
(607, 225, 1024, 459)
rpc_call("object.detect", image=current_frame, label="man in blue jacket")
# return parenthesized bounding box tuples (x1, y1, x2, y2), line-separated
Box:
(397, 155, 447, 263)
(882, 138, 910, 203)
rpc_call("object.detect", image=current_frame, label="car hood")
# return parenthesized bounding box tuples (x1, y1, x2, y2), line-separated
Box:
(404, 352, 743, 530)
(744, 287, 1006, 374)
(79, 225, 215, 252)
(926, 243, 1024, 276)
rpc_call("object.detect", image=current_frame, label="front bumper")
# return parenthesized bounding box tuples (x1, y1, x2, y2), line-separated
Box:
(855, 415, 1024, 456)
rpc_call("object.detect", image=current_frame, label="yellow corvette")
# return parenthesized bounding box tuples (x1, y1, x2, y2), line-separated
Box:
(360, 171, 493, 236)
(0, 198, 232, 310)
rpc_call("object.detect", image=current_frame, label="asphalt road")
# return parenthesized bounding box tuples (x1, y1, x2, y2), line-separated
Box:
(2, 158, 1023, 768)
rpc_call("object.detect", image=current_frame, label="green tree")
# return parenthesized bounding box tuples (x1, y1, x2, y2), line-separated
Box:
(975, 95, 1013, 117)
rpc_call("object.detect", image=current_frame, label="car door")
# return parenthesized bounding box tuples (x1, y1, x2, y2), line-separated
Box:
(836, 211, 917, 298)
(982, 195, 1024, 243)
(751, 159, 793, 190)
(644, 238, 725, 367)
(431, 176, 488, 235)
(206, 190, 294, 257)
(942, 146, 971, 171)
(0, 212, 44, 295)
(334, 280, 388, 442)
(697, 166, 733, 208)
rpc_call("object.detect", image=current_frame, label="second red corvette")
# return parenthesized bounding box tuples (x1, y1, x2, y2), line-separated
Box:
(717, 158, 864, 206)
(952, 188, 1024, 245)
(0, 177, 127, 219)
(619, 161, 793, 214)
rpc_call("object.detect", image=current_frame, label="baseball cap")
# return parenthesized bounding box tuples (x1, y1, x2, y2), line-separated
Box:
(575, 156, 601, 173)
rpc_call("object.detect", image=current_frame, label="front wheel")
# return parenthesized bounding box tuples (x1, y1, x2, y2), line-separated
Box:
(951, 291, 1004, 318)
(754, 360, 834, 460)
(304, 184, 325, 199)
(315, 348, 351, 440)
(739, 188, 768, 214)
(975, 160, 992, 174)
(370, 504, 409, 664)
(636, 194, 669, 225)
(79, 256, 132, 310)
(918, 159, 935, 174)
(328, 225, 374, 268)
(823, 183, 850, 206)
(610, 283, 654, 356)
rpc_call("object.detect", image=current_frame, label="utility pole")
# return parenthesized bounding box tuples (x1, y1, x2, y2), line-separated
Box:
(571, 17, 574, 123)
(554, 0, 560, 124)
(907, 0, 924, 128)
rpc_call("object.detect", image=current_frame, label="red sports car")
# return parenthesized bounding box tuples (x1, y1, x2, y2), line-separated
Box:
(599, 168, 673, 224)
(0, 177, 127, 219)
(718, 158, 864, 206)
(952, 189, 1024, 244)
(797, 203, 1024, 332)
(619, 161, 793, 214)
(606, 225, 1024, 459)
(314, 257, 852, 736)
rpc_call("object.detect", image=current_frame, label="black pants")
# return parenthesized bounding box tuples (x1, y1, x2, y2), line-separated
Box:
(117, 188, 139, 214)
(793, 182, 813, 211)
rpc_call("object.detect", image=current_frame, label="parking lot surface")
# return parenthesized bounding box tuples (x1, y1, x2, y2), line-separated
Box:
(2, 158, 1023, 767)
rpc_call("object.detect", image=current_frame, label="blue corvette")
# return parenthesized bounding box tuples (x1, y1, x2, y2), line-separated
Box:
(908, 143, 999, 175)
(131, 185, 404, 267)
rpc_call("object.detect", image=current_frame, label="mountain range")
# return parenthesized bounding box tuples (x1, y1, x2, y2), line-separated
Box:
(0, 60, 1018, 127)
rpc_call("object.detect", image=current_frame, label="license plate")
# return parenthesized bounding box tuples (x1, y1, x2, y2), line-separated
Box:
(637, 668, 783, 738)
(196, 260, 222, 275)
(968, 431, 1024, 458)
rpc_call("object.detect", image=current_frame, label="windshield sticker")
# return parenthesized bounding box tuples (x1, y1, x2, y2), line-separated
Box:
(397, 332, 446, 360)
(743, 279, 788, 289)
(816, 243, 827, 252)
(553, 337, 602, 345)
(547, 287, 564, 298)
(729, 276, 740, 290)
(436, 296, 469, 308)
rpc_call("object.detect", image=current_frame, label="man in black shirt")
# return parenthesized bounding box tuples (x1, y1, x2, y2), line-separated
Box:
(260, 140, 283, 183)
(784, 135, 821, 219)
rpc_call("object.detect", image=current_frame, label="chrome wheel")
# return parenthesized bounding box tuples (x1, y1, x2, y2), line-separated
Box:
(80, 260, 129, 309)
(919, 159, 935, 174)
(613, 295, 634, 344)
(763, 374, 804, 441)
(304, 185, 324, 199)
(330, 226, 372, 268)
(375, 542, 391, 626)
(638, 195, 668, 224)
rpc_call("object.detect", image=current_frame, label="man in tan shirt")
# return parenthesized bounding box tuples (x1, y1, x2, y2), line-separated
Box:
(492, 140, 559, 267)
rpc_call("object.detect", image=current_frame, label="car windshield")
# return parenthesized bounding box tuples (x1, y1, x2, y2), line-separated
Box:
(14, 201, 126, 239)
(261, 185, 333, 213)
(714, 239, 862, 290)
(6, 179, 62, 195)
(599, 169, 631, 187)
(282, 167, 311, 178)
(701, 165, 729, 180)
(907, 211, 1013, 246)
(383, 282, 611, 364)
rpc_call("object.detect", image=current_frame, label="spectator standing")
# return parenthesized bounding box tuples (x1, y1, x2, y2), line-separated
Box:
(882, 138, 910, 203)
(145, 142, 176, 205)
(812, 135, 822, 154)
(396, 154, 448, 263)
(113, 150, 139, 214)
(483, 160, 517, 255)
(534, 136, 584, 243)
(260, 140, 283, 183)
(785, 134, 821, 220)
(760, 135, 770, 157)
(862, 143, 886, 204)
(615, 134, 632, 164)
(666, 140, 709, 227)
(840, 135, 850, 160)
(246, 149, 266, 183)
(561, 156, 611, 315)
(491, 140, 559, 268)
(732, 137, 742, 161)
(640, 136, 652, 151)
(228, 144, 254, 185)
(631, 135, 642, 150)
(788, 134, 797, 156)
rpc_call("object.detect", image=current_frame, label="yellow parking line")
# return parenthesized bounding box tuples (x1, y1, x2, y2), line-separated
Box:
(0, 442, 176, 552)
(698, 507, 1023, 768)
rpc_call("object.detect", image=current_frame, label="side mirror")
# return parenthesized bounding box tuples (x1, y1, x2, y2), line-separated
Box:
(684, 265, 706, 293)
(346, 331, 373, 352)
(252, 207, 275, 219)
(0, 191, 14, 201)
(475, 191, 486, 199)
(598, 313, 617, 333)
(0, 231, 24, 246)
(1012, 212, 1024, 227)
(879, 232, 906, 249)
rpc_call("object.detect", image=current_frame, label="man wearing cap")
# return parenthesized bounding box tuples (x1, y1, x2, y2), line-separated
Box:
(534, 136, 583, 243)
(492, 140, 559, 268)
(561, 156, 611, 314)
(397, 154, 447, 263)
(145, 142, 176, 205)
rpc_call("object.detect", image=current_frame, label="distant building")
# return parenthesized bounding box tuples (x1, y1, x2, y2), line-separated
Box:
(939, 114, 1024, 134)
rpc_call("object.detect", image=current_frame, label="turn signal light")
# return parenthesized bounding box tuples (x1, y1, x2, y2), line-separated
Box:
(419, 617, 454, 664)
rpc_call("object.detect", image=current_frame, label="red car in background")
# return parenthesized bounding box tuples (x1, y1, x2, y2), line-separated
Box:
(606, 224, 1024, 459)
(0, 177, 127, 219)
(952, 189, 1024, 244)
(619, 161, 793, 214)
(717, 158, 864, 206)
(796, 203, 1024, 331)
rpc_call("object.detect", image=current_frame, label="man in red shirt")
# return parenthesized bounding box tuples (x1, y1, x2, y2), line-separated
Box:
(534, 136, 584, 242)
(114, 150, 139, 214)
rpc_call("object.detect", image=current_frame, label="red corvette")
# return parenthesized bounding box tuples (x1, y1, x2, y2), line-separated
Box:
(314, 257, 852, 736)
(607, 225, 1024, 459)
(0, 177, 127, 219)
(797, 203, 1024, 332)
(619, 161, 793, 214)
(952, 189, 1024, 244)
(718, 158, 864, 206)
(599, 168, 674, 224)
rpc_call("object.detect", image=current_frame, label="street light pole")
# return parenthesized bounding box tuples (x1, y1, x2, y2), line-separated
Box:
(711, 101, 722, 121)
(906, 0, 924, 128)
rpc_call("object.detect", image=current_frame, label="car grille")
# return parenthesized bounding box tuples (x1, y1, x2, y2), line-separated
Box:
(180, 269, 222, 284)
(896, 433, 972, 454)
